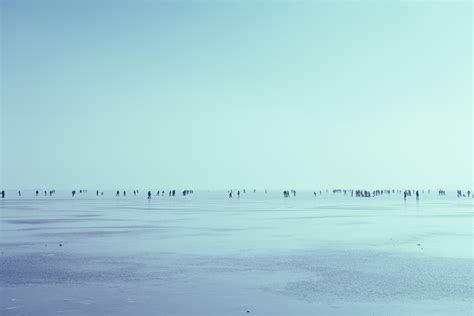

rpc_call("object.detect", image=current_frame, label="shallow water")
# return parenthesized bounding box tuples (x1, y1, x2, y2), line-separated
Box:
(1, 191, 473, 315)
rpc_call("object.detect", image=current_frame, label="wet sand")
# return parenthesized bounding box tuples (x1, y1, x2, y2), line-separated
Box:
(1, 192, 472, 315)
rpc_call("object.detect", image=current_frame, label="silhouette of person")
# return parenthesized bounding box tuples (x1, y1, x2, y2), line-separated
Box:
(1, 190, 5, 198)
(148, 191, 152, 199)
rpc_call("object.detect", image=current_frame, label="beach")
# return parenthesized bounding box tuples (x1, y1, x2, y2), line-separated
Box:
(0, 191, 472, 315)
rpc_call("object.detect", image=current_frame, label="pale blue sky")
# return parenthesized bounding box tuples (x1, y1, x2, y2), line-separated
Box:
(1, 1, 472, 189)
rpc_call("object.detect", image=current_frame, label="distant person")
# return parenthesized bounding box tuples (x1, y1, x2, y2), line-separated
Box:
(1, 190, 5, 198)
(404, 191, 407, 201)
(148, 191, 151, 199)
(416, 191, 419, 200)
(72, 190, 76, 197)
(36, 190, 39, 196)
(18, 190, 21, 197)
(123, 190, 126, 197)
(237, 190, 240, 198)
(116, 190, 120, 197)
(229, 191, 232, 198)
(96, 190, 99, 196)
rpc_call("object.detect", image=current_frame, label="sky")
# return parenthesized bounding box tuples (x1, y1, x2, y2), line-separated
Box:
(1, 0, 472, 190)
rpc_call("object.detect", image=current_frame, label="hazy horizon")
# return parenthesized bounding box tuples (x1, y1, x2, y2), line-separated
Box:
(1, 1, 472, 189)
(0, 187, 470, 192)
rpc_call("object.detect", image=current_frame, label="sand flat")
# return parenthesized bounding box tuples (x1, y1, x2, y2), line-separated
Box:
(1, 191, 472, 315)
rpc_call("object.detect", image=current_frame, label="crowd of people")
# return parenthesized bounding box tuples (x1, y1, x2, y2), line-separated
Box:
(1, 189, 473, 200)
